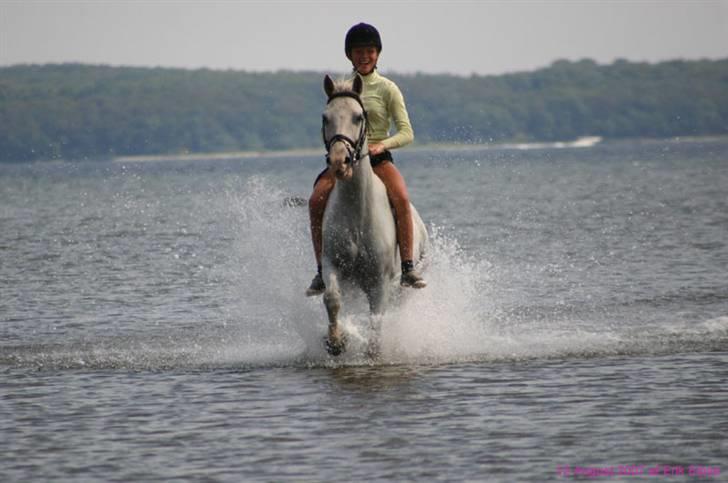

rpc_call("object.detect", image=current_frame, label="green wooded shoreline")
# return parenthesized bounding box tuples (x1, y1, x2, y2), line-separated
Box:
(1, 58, 727, 163)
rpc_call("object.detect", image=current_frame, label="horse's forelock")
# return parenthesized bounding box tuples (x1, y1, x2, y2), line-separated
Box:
(330, 78, 353, 94)
(328, 79, 363, 100)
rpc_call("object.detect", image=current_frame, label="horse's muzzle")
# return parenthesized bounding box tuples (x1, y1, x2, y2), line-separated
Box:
(333, 164, 353, 180)
(327, 143, 354, 179)
(328, 158, 352, 180)
(326, 155, 352, 167)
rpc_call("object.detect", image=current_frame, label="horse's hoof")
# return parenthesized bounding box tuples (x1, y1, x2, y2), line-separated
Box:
(324, 335, 347, 356)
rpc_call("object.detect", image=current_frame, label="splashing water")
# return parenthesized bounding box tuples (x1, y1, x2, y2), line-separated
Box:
(214, 176, 503, 365)
(3, 173, 726, 371)
(217, 177, 728, 367)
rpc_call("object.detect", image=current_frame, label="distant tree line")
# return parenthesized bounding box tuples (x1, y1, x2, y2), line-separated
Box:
(1, 58, 727, 162)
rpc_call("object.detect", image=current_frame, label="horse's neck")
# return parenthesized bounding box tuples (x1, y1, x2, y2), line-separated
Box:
(336, 158, 376, 207)
(333, 156, 387, 222)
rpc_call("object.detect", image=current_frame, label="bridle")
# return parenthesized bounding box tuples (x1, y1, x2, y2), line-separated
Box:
(322, 91, 369, 167)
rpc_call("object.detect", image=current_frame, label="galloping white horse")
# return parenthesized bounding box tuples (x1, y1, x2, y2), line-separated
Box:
(320, 75, 428, 356)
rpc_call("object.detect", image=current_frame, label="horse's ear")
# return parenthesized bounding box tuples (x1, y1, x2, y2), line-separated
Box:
(324, 75, 335, 98)
(352, 75, 363, 95)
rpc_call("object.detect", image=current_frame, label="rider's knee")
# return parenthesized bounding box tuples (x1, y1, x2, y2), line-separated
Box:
(310, 180, 332, 213)
(309, 191, 319, 209)
(394, 197, 411, 216)
(388, 187, 410, 212)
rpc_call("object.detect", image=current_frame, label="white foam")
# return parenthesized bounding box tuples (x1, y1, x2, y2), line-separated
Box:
(211, 177, 728, 368)
(218, 178, 504, 365)
(701, 315, 728, 332)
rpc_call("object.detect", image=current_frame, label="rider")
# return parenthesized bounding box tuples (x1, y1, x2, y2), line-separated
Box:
(307, 22, 426, 296)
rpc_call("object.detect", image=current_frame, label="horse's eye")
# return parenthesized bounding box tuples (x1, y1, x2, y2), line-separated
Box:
(322, 115, 328, 125)
(353, 113, 364, 124)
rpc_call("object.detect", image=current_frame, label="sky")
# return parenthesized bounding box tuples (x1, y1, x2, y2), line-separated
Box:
(1, 0, 727, 76)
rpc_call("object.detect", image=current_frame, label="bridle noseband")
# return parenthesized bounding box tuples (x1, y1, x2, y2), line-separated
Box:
(322, 91, 369, 167)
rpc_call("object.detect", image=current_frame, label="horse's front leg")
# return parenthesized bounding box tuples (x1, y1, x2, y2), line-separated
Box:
(323, 272, 346, 356)
(365, 284, 389, 359)
(367, 285, 388, 316)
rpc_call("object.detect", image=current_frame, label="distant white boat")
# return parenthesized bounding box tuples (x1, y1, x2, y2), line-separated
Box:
(506, 136, 603, 150)
(567, 136, 604, 148)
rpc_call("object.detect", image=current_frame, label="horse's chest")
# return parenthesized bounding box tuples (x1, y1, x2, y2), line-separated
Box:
(325, 223, 386, 267)
(322, 184, 397, 283)
(327, 226, 367, 258)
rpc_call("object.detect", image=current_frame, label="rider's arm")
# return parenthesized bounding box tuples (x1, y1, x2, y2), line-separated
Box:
(381, 84, 414, 150)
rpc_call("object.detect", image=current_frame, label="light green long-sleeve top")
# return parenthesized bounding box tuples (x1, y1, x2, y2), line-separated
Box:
(355, 70, 414, 150)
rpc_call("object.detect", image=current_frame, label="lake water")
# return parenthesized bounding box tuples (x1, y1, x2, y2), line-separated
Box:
(1, 140, 727, 481)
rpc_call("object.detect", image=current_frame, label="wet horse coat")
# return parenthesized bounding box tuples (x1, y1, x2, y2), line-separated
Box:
(319, 75, 428, 355)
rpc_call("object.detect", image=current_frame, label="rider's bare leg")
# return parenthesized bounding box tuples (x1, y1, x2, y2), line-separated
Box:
(372, 161, 426, 288)
(307, 170, 335, 296)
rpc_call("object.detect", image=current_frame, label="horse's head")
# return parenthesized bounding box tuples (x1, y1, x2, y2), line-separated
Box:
(322, 75, 368, 181)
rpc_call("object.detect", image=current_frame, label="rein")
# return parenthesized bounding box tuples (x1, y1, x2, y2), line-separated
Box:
(322, 91, 369, 167)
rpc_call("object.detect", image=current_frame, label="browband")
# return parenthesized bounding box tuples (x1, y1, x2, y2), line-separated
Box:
(326, 91, 367, 114)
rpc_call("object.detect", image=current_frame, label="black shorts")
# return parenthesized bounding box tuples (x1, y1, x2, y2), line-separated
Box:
(370, 149, 393, 166)
(314, 150, 393, 187)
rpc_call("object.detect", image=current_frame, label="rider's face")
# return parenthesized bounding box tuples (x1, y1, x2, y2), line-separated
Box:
(350, 46, 379, 75)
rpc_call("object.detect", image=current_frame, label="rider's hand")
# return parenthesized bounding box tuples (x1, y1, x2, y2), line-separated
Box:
(368, 143, 385, 156)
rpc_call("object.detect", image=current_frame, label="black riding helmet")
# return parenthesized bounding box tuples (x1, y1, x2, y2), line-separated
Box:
(345, 23, 382, 59)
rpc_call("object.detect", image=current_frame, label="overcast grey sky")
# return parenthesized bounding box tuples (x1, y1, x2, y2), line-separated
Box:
(2, 0, 727, 76)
